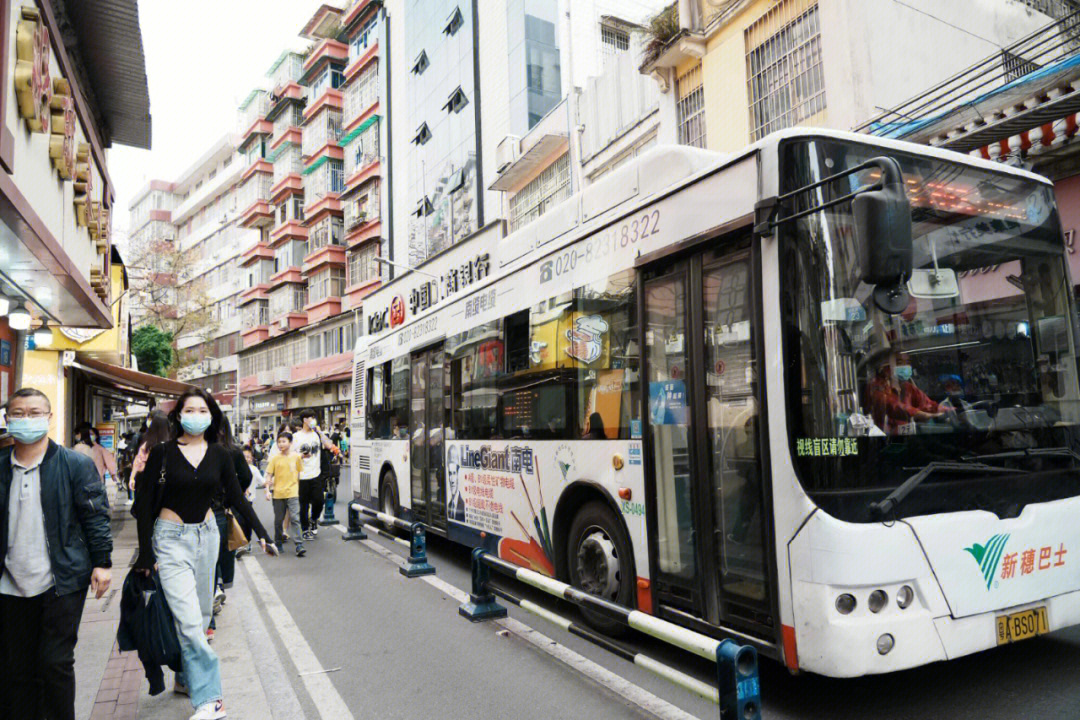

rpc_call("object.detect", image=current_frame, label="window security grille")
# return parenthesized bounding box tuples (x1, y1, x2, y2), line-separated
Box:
(745, 0, 825, 141)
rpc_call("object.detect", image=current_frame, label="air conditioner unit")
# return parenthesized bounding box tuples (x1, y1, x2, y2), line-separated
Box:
(274, 366, 290, 383)
(278, 316, 289, 330)
(495, 135, 520, 174)
(257, 370, 273, 386)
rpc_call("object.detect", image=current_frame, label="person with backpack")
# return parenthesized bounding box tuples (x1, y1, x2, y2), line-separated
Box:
(291, 410, 338, 540)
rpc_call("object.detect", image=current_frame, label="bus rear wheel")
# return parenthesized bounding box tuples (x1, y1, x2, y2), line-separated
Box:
(567, 501, 635, 636)
(380, 474, 398, 529)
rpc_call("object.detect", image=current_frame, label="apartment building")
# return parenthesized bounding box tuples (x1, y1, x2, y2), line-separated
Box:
(237, 0, 388, 434)
(128, 135, 261, 414)
(639, 0, 1059, 153)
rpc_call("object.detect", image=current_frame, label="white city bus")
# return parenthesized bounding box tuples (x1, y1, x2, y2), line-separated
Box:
(349, 127, 1080, 676)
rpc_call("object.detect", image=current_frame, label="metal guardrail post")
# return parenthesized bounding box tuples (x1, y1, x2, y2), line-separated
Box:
(341, 502, 368, 541)
(319, 489, 340, 526)
(400, 522, 436, 577)
(716, 639, 760, 720)
(458, 549, 507, 621)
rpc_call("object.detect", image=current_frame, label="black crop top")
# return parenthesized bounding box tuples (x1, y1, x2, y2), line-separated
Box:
(134, 441, 270, 569)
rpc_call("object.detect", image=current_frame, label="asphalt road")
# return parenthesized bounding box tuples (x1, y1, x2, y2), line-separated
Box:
(240, 474, 1080, 720)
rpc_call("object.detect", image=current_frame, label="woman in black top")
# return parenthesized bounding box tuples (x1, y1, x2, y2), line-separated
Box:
(134, 389, 274, 719)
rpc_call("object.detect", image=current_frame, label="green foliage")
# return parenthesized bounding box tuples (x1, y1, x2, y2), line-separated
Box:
(642, 3, 680, 67)
(132, 325, 174, 377)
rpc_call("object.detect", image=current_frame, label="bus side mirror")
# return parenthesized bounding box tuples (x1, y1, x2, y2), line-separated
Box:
(854, 157, 913, 314)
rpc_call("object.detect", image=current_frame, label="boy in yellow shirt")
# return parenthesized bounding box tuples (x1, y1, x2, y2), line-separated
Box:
(265, 432, 305, 557)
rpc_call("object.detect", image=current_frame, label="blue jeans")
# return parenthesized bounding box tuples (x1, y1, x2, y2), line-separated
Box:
(152, 517, 221, 709)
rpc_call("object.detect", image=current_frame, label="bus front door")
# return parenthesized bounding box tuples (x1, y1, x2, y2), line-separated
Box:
(642, 236, 771, 638)
(409, 345, 448, 531)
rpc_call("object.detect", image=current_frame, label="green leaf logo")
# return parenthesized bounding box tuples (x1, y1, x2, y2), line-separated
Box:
(964, 534, 1010, 590)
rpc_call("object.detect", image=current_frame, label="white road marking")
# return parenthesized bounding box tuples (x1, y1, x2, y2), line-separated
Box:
(333, 524, 703, 720)
(231, 564, 309, 720)
(242, 552, 359, 720)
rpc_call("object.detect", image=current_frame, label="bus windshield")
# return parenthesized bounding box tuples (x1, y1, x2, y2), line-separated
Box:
(780, 138, 1080, 523)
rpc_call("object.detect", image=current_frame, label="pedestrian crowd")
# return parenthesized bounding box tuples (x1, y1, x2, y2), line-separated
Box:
(0, 385, 343, 720)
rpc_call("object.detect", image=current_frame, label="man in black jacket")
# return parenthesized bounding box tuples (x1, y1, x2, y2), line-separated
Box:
(0, 388, 112, 720)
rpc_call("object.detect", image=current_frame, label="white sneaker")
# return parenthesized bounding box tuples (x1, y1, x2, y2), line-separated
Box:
(190, 699, 226, 719)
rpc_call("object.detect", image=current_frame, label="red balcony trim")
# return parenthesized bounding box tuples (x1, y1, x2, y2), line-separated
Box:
(344, 42, 379, 83)
(241, 326, 270, 349)
(269, 220, 309, 246)
(269, 82, 304, 105)
(238, 284, 269, 304)
(344, 278, 381, 309)
(268, 312, 308, 337)
(242, 118, 273, 143)
(303, 295, 343, 324)
(346, 219, 382, 247)
(149, 209, 172, 222)
(303, 143, 344, 165)
(303, 195, 343, 220)
(239, 200, 274, 229)
(302, 244, 347, 274)
(269, 127, 302, 152)
(345, 158, 380, 190)
(267, 266, 304, 289)
(240, 244, 274, 267)
(269, 173, 303, 204)
(343, 100, 380, 136)
(302, 89, 344, 123)
(303, 39, 349, 73)
(241, 159, 273, 182)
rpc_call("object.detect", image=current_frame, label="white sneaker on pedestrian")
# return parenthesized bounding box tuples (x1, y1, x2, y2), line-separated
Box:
(174, 680, 189, 696)
(312, 527, 318, 537)
(213, 587, 226, 614)
(189, 700, 226, 720)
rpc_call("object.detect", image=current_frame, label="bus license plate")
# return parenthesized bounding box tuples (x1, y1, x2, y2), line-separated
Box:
(996, 606, 1049, 645)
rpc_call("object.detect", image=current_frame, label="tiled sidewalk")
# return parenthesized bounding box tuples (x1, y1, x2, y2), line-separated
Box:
(89, 645, 143, 720)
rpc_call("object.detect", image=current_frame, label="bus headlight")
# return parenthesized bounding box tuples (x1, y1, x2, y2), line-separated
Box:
(835, 593, 856, 614)
(876, 633, 895, 655)
(897, 585, 914, 609)
(868, 589, 888, 613)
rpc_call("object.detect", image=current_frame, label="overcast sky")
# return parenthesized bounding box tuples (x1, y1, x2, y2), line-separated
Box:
(109, 0, 325, 242)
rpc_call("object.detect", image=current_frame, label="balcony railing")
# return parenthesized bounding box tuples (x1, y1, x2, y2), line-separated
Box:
(240, 90, 270, 130)
(304, 160, 345, 203)
(857, 11, 1080, 145)
(302, 109, 343, 157)
(238, 173, 272, 210)
(270, 52, 304, 91)
(274, 146, 303, 184)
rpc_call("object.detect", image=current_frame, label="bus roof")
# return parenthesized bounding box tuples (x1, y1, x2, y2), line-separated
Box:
(355, 127, 1052, 354)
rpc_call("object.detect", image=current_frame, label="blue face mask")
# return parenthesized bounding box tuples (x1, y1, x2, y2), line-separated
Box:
(180, 413, 212, 436)
(7, 417, 50, 444)
(895, 365, 913, 383)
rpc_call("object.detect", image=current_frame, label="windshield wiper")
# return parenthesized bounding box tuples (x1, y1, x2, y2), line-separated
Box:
(869, 461, 1025, 519)
(962, 447, 1080, 465)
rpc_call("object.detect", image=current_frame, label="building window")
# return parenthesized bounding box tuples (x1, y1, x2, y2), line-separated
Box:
(412, 50, 429, 75)
(600, 24, 629, 55)
(443, 87, 469, 114)
(413, 122, 431, 145)
(308, 214, 344, 253)
(1001, 50, 1040, 82)
(675, 64, 706, 149)
(345, 64, 379, 122)
(308, 266, 346, 303)
(444, 7, 463, 35)
(745, 0, 825, 141)
(348, 241, 379, 287)
(508, 152, 571, 232)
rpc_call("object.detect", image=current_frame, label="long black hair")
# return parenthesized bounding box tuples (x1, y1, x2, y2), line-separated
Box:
(140, 410, 172, 453)
(218, 415, 239, 451)
(168, 388, 225, 443)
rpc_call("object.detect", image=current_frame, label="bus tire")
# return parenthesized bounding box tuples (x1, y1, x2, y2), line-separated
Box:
(380, 473, 398, 528)
(567, 501, 635, 636)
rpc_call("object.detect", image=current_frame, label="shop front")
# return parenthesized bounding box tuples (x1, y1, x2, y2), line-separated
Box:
(0, 0, 150, 393)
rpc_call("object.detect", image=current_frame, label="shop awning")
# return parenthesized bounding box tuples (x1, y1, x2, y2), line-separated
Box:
(70, 357, 192, 397)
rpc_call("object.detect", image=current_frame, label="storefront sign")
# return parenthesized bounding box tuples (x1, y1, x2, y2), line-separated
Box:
(366, 252, 491, 335)
(14, 6, 51, 133)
